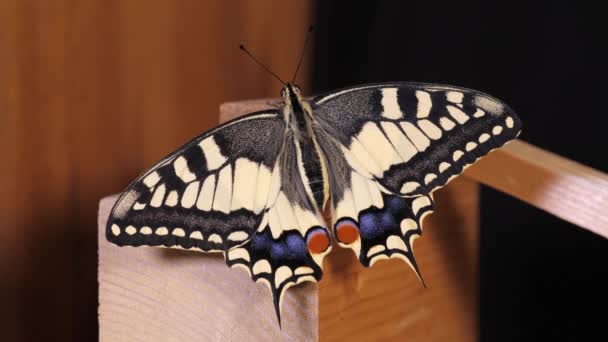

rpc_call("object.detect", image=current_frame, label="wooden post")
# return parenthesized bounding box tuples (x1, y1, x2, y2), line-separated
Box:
(98, 99, 608, 342)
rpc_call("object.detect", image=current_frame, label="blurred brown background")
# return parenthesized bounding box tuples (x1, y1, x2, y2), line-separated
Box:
(1, 1, 313, 340)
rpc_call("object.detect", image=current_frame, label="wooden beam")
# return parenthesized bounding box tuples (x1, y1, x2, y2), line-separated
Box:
(464, 140, 608, 239)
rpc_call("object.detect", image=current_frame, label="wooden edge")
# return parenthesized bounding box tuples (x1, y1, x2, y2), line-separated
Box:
(219, 98, 281, 117)
(464, 140, 608, 239)
(220, 99, 608, 240)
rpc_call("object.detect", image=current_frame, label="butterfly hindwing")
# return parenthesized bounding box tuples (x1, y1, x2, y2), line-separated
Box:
(312, 82, 522, 196)
(331, 171, 434, 270)
(106, 111, 284, 252)
(225, 224, 329, 325)
(226, 131, 332, 324)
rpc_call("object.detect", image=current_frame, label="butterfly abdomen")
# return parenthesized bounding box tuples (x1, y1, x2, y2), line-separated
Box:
(288, 97, 329, 211)
(300, 138, 326, 209)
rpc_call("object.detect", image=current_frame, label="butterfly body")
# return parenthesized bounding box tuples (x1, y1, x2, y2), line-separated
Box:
(280, 83, 330, 212)
(106, 82, 522, 325)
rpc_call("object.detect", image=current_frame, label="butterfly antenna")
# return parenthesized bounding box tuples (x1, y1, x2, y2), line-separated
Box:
(291, 25, 315, 83)
(239, 44, 287, 86)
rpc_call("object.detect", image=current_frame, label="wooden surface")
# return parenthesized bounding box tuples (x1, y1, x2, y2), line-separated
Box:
(0, 1, 313, 340)
(465, 140, 608, 239)
(98, 196, 318, 341)
(220, 101, 481, 342)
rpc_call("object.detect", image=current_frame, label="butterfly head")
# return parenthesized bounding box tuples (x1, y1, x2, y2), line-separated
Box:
(281, 83, 303, 106)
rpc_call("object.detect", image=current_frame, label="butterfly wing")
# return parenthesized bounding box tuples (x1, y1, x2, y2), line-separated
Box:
(311, 82, 521, 274)
(106, 111, 283, 251)
(313, 83, 522, 196)
(106, 111, 331, 325)
(225, 131, 332, 325)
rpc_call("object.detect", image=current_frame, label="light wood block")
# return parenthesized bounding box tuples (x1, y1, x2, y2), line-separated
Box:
(98, 196, 317, 341)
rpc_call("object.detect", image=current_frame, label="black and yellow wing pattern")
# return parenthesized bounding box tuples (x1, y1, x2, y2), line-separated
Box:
(107, 82, 521, 325)
(311, 82, 521, 275)
(106, 110, 332, 325)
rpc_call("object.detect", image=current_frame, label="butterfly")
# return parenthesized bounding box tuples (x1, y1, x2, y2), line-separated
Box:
(106, 81, 521, 326)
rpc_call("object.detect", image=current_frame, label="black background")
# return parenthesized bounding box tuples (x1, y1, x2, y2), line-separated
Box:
(313, 1, 607, 340)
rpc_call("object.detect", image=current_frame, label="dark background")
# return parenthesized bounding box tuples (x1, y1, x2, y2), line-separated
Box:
(313, 1, 606, 341)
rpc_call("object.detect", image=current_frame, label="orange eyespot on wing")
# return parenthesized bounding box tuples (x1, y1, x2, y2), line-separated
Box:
(335, 219, 360, 244)
(306, 228, 331, 254)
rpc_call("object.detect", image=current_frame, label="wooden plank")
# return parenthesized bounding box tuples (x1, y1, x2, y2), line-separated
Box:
(98, 196, 318, 341)
(220, 101, 480, 342)
(465, 140, 608, 239)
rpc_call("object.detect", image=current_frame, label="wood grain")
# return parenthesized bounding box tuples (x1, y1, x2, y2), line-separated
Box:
(219, 101, 480, 342)
(98, 196, 318, 341)
(1, 1, 313, 339)
(465, 140, 608, 239)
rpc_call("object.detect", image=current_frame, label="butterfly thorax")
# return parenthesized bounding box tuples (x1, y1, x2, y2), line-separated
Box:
(281, 83, 329, 211)
(281, 83, 309, 131)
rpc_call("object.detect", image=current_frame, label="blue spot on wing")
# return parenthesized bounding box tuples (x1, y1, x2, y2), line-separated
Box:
(386, 195, 407, 213)
(359, 212, 382, 240)
(285, 234, 307, 259)
(251, 232, 271, 253)
(379, 211, 396, 230)
(270, 242, 287, 260)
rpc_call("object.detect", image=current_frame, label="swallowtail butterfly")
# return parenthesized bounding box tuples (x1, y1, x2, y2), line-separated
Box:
(106, 80, 521, 325)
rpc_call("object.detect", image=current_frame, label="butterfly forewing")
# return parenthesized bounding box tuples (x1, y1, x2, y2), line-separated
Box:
(106, 111, 284, 251)
(313, 83, 521, 196)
